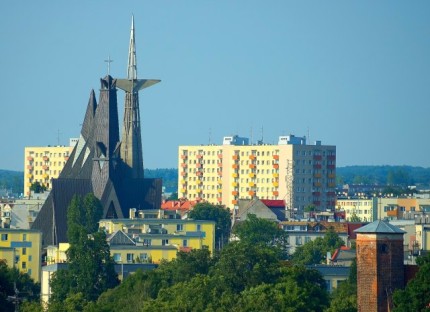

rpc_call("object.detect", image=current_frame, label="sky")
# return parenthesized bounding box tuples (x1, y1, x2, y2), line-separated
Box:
(1, 1, 430, 171)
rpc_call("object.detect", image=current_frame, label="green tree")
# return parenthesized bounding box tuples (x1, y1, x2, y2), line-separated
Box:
(0, 260, 41, 312)
(189, 202, 231, 249)
(210, 241, 282, 293)
(232, 214, 288, 253)
(29, 182, 46, 194)
(292, 227, 345, 265)
(393, 253, 430, 311)
(236, 265, 329, 312)
(49, 193, 119, 307)
(349, 213, 361, 222)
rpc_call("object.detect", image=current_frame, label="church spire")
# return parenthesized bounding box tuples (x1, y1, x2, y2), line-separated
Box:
(127, 15, 137, 80)
(116, 16, 161, 179)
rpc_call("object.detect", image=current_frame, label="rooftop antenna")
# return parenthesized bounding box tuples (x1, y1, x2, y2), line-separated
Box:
(56, 129, 61, 146)
(250, 126, 253, 145)
(261, 126, 264, 143)
(104, 55, 114, 75)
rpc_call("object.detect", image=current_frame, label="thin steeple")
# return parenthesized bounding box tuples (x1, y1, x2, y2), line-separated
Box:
(116, 16, 161, 179)
(127, 15, 137, 80)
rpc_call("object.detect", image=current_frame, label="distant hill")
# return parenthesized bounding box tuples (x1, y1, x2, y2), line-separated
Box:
(2, 166, 429, 197)
(0, 170, 24, 194)
(336, 165, 430, 187)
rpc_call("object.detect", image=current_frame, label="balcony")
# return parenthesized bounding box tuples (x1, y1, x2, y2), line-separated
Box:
(273, 164, 279, 169)
(314, 173, 321, 178)
(196, 154, 203, 159)
(43, 174, 49, 179)
(43, 156, 49, 161)
(181, 154, 188, 159)
(217, 154, 223, 159)
(232, 155, 239, 160)
(273, 173, 279, 178)
(313, 201, 321, 206)
(181, 163, 187, 168)
(217, 179, 222, 184)
(328, 155, 336, 160)
(217, 171, 222, 176)
(197, 189, 202, 193)
(328, 173, 335, 178)
(273, 155, 279, 160)
(27, 165, 33, 170)
(196, 171, 203, 176)
(313, 155, 322, 161)
(249, 191, 255, 197)
(180, 179, 186, 184)
(313, 182, 322, 187)
(327, 165, 335, 170)
(249, 164, 256, 169)
(196, 163, 202, 168)
(217, 197, 222, 202)
(64, 156, 69, 161)
(232, 173, 238, 178)
(232, 182, 238, 187)
(28, 174, 33, 178)
(217, 162, 223, 167)
(197, 180, 203, 185)
(180, 188, 187, 193)
(312, 191, 321, 196)
(181, 171, 187, 176)
(249, 155, 256, 160)
(232, 200, 238, 205)
(328, 182, 336, 188)
(249, 173, 255, 178)
(232, 191, 238, 196)
(249, 182, 255, 187)
(273, 191, 279, 196)
(43, 165, 49, 170)
(273, 181, 279, 187)
(27, 156, 33, 161)
(313, 164, 322, 169)
(387, 209, 398, 217)
(217, 189, 222, 194)
(327, 191, 336, 196)
(232, 164, 239, 169)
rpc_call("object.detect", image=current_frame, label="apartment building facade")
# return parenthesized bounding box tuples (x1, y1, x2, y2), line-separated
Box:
(0, 228, 42, 282)
(178, 135, 336, 214)
(23, 138, 77, 196)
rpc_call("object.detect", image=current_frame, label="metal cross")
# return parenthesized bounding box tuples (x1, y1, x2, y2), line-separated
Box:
(104, 55, 114, 75)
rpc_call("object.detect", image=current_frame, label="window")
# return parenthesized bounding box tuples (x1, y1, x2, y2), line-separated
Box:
(176, 224, 183, 231)
(162, 239, 169, 246)
(113, 253, 121, 262)
(1, 234, 8, 241)
(183, 240, 188, 247)
(196, 224, 201, 231)
(22, 248, 27, 255)
(126, 253, 134, 263)
(305, 237, 311, 243)
(139, 253, 148, 261)
(28, 255, 32, 261)
(22, 262, 27, 269)
(295, 236, 302, 245)
(23, 234, 27, 241)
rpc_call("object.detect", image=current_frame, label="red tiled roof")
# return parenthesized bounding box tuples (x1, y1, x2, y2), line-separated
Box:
(261, 199, 285, 208)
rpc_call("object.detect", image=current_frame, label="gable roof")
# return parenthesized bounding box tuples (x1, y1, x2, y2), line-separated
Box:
(107, 230, 136, 245)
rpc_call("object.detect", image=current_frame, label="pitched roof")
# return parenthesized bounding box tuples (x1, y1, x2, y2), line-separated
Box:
(354, 220, 406, 234)
(260, 199, 285, 208)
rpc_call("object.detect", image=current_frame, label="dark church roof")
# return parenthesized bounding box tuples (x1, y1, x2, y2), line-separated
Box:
(32, 18, 161, 247)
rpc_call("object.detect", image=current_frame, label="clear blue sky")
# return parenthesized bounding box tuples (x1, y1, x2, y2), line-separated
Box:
(1, 1, 430, 171)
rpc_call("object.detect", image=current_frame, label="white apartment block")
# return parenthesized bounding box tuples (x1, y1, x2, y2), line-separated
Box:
(178, 135, 336, 214)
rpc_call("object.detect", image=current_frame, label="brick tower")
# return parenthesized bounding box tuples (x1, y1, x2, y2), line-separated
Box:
(355, 220, 405, 312)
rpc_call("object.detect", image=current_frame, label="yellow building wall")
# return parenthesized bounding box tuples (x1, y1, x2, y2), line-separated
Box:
(178, 141, 336, 211)
(336, 199, 374, 222)
(24, 145, 75, 196)
(0, 229, 42, 282)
